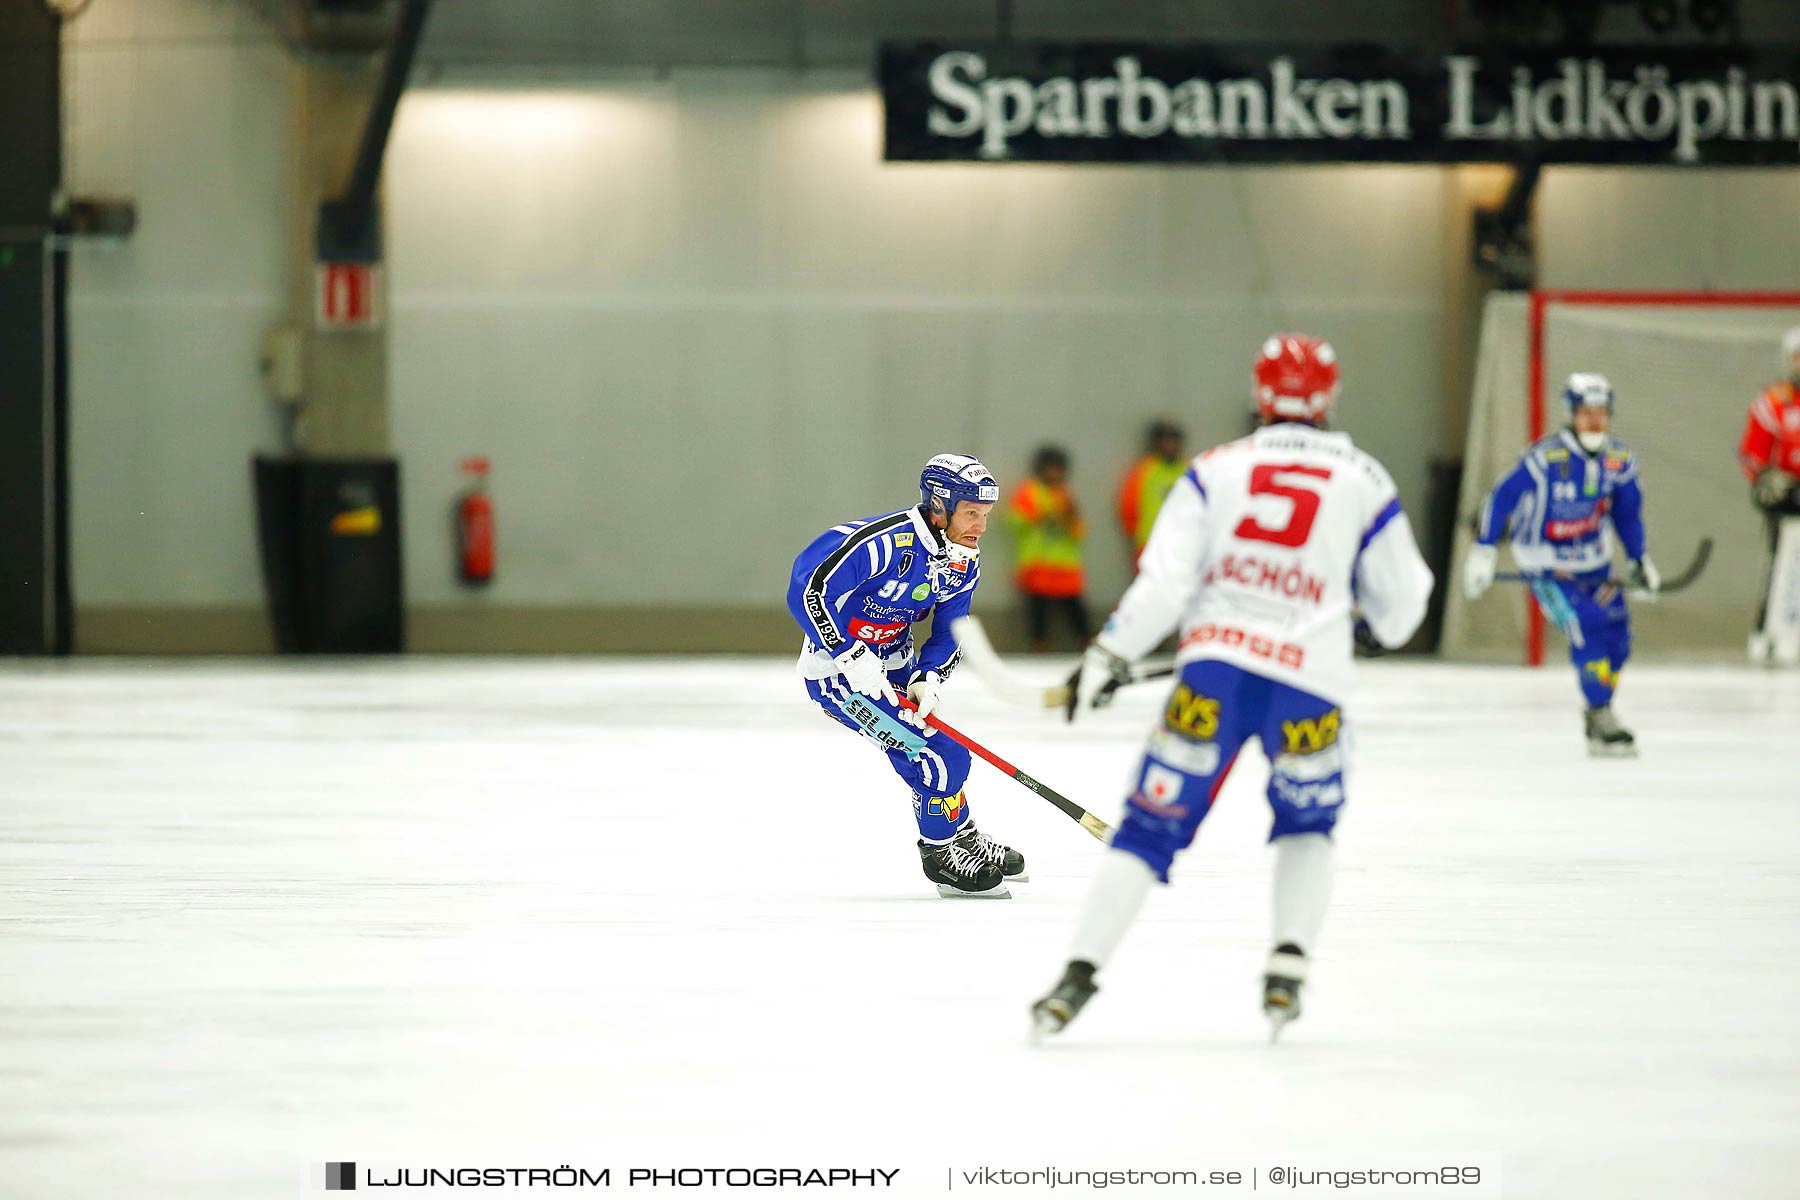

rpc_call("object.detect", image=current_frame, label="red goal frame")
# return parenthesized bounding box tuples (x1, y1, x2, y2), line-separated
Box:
(1523, 289, 1800, 666)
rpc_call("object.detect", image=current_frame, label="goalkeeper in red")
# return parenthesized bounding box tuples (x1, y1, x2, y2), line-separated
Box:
(1030, 335, 1433, 1041)
(1738, 326, 1800, 663)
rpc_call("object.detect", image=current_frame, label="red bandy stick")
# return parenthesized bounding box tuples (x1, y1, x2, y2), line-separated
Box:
(893, 693, 1112, 842)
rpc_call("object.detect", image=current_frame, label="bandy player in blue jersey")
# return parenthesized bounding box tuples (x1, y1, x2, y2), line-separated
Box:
(786, 454, 1026, 899)
(1463, 373, 1661, 756)
(1030, 335, 1434, 1040)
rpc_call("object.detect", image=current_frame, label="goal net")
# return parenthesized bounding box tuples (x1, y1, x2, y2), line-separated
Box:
(1441, 290, 1800, 664)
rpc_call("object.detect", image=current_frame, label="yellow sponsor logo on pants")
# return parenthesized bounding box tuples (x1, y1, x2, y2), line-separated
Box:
(928, 790, 965, 822)
(1163, 685, 1220, 740)
(1282, 709, 1341, 755)
(1582, 659, 1620, 689)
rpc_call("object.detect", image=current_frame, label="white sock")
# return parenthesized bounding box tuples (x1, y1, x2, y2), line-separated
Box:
(1068, 849, 1157, 968)
(1271, 832, 1334, 953)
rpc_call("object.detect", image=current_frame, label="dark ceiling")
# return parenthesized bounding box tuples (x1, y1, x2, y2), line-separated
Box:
(414, 1, 1440, 69)
(247, 1, 1782, 68)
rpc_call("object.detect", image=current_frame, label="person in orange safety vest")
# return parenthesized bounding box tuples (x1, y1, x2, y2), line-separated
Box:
(1117, 420, 1187, 568)
(1008, 445, 1092, 653)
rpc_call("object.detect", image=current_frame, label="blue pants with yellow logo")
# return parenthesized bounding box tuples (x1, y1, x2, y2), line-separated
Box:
(1528, 570, 1631, 709)
(1112, 659, 1347, 883)
(806, 673, 973, 844)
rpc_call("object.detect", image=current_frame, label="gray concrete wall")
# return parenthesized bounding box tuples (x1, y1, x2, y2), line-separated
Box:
(384, 72, 1451, 639)
(64, 0, 287, 634)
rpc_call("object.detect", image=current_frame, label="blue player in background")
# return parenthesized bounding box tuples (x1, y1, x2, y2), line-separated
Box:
(1464, 373, 1662, 756)
(787, 454, 1026, 898)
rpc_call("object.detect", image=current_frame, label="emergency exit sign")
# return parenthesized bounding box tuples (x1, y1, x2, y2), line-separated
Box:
(315, 261, 381, 330)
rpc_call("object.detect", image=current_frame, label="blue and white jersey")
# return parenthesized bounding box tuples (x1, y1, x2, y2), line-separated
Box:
(786, 506, 978, 682)
(1476, 429, 1646, 575)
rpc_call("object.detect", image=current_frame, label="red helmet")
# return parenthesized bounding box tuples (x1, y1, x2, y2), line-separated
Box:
(1253, 334, 1340, 425)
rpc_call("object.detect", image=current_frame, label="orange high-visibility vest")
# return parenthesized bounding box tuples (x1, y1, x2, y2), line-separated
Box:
(1007, 478, 1086, 597)
(1117, 454, 1187, 562)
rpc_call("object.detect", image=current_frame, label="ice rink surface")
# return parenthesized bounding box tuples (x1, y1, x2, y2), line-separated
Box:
(4, 655, 1799, 1199)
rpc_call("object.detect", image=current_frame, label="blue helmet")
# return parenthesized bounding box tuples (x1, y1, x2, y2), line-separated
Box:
(919, 453, 999, 519)
(1562, 372, 1614, 413)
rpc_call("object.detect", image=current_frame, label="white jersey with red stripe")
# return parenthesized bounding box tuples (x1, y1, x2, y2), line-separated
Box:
(1095, 423, 1435, 705)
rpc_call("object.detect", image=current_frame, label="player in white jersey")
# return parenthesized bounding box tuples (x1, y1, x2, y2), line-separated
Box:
(1030, 334, 1434, 1041)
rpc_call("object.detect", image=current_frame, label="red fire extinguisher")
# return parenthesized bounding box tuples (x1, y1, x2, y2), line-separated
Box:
(456, 456, 495, 584)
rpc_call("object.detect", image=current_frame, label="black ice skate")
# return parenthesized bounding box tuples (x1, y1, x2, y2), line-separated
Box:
(919, 833, 1010, 899)
(1583, 705, 1637, 758)
(1263, 943, 1307, 1042)
(1030, 960, 1098, 1039)
(962, 823, 1028, 883)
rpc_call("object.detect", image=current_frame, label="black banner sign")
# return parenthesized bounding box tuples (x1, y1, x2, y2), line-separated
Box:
(880, 43, 1800, 166)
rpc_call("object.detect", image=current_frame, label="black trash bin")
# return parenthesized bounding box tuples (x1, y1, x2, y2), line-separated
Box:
(254, 456, 404, 653)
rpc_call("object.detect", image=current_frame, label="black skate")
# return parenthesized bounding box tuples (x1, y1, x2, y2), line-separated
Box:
(962, 823, 1028, 883)
(1263, 943, 1307, 1042)
(1583, 705, 1637, 758)
(919, 833, 1009, 899)
(1030, 960, 1098, 1039)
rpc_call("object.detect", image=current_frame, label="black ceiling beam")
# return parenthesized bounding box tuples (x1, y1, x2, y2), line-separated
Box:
(319, 0, 432, 261)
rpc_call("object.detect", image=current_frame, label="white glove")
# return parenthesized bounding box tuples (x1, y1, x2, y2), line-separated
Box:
(1463, 542, 1497, 600)
(1627, 555, 1660, 597)
(833, 641, 897, 705)
(898, 671, 942, 736)
(1063, 642, 1133, 723)
(1754, 468, 1796, 509)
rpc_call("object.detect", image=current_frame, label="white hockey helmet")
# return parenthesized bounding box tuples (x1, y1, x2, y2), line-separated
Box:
(1782, 325, 1800, 369)
(1562, 372, 1614, 413)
